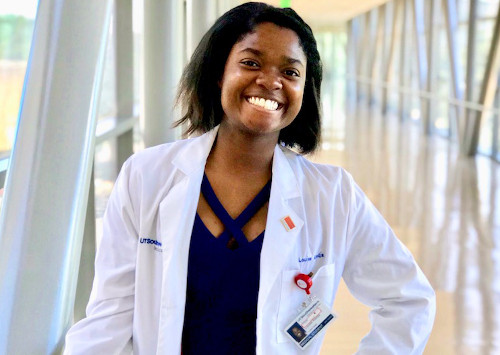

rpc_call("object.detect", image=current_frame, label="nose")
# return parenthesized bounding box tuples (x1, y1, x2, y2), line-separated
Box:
(255, 71, 283, 90)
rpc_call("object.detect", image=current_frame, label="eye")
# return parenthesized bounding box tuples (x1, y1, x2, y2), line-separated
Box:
(241, 60, 259, 68)
(284, 69, 300, 77)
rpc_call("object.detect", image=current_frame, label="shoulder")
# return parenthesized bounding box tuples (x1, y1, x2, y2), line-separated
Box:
(125, 135, 200, 172)
(111, 133, 211, 214)
(279, 146, 354, 192)
(114, 133, 210, 200)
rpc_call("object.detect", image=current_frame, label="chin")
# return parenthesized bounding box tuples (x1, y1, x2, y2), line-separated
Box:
(246, 117, 285, 133)
(244, 123, 280, 136)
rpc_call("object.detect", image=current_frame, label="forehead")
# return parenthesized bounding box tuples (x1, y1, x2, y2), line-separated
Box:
(232, 22, 306, 62)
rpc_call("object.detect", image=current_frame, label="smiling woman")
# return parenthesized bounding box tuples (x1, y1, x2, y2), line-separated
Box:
(175, 3, 323, 154)
(64, 2, 435, 355)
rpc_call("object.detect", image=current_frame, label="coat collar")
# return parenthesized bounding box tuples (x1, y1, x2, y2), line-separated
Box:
(271, 143, 302, 200)
(171, 127, 219, 176)
(172, 125, 302, 200)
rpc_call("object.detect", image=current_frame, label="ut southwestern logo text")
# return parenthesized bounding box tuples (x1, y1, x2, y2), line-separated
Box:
(140, 238, 163, 252)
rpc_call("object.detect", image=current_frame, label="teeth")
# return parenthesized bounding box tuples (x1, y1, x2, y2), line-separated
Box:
(247, 97, 279, 111)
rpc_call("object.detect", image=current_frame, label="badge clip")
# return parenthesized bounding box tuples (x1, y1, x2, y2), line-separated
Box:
(294, 272, 313, 294)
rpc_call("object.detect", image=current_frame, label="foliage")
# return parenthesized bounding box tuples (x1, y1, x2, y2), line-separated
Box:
(0, 15, 34, 60)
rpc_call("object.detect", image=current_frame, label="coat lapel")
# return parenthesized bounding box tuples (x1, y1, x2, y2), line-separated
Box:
(257, 145, 304, 315)
(156, 129, 218, 354)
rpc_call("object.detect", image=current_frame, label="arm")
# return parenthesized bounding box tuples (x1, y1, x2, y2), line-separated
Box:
(64, 159, 138, 355)
(342, 178, 436, 355)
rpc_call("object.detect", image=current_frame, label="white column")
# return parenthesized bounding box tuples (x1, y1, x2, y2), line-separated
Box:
(186, 0, 218, 59)
(462, 0, 478, 155)
(216, 0, 239, 16)
(0, 0, 113, 353)
(143, 0, 184, 147)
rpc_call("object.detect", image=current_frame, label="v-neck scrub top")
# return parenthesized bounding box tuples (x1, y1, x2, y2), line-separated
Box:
(181, 174, 271, 354)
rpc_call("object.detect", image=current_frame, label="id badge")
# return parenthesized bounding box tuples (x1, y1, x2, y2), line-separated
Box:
(283, 273, 337, 350)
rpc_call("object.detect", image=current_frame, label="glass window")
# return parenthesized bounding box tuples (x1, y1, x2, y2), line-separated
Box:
(316, 29, 347, 145)
(434, 22, 451, 136)
(387, 2, 403, 114)
(478, 0, 500, 18)
(0, 0, 38, 204)
(475, 0, 499, 154)
(0, 2, 37, 155)
(478, 110, 494, 156)
(454, 0, 499, 156)
(456, 0, 470, 24)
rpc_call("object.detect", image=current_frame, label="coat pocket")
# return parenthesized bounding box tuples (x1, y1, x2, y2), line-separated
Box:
(276, 263, 336, 343)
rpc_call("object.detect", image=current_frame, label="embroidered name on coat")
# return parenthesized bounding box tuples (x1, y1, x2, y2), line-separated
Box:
(298, 252, 325, 263)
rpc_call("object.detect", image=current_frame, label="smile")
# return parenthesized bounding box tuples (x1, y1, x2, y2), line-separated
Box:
(246, 96, 281, 111)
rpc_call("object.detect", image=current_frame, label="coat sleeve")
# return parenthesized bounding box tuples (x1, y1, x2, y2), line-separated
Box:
(64, 159, 138, 355)
(341, 176, 436, 355)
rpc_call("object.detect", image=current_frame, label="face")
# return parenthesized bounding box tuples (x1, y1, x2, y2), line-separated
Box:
(292, 327, 303, 337)
(219, 22, 307, 139)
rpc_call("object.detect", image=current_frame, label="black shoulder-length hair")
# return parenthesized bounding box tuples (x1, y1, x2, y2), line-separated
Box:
(175, 2, 322, 154)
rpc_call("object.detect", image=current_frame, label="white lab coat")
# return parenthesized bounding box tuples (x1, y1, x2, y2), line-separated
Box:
(64, 128, 435, 355)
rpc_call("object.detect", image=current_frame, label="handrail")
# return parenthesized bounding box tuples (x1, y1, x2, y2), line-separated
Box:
(0, 114, 138, 179)
(348, 74, 500, 114)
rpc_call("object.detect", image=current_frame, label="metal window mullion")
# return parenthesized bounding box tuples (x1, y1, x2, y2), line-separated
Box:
(399, 0, 409, 120)
(425, 0, 440, 135)
(382, 0, 400, 114)
(347, 19, 358, 112)
(367, 9, 379, 105)
(74, 165, 96, 322)
(412, 0, 429, 125)
(355, 16, 365, 102)
(492, 79, 500, 157)
(115, 0, 135, 169)
(370, 7, 385, 106)
(462, 0, 478, 154)
(364, 12, 373, 102)
(359, 13, 372, 102)
(354, 16, 364, 77)
(442, 0, 463, 140)
(467, 3, 500, 156)
(0, 0, 113, 352)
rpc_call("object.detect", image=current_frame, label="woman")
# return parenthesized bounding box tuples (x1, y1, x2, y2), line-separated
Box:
(64, 3, 435, 354)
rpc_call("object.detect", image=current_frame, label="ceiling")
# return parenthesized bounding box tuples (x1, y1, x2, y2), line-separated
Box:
(243, 0, 391, 28)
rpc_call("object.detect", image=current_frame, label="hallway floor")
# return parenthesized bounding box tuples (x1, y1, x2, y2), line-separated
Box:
(315, 105, 500, 354)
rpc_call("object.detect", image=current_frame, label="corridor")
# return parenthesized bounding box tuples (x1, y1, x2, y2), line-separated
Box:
(316, 105, 500, 354)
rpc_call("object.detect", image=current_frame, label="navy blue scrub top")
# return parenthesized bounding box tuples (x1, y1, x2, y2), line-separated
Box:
(182, 174, 271, 354)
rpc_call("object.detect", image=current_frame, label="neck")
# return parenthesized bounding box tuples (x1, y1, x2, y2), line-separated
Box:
(206, 123, 277, 179)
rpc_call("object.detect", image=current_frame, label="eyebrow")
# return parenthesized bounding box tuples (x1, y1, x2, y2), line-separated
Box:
(238, 47, 305, 67)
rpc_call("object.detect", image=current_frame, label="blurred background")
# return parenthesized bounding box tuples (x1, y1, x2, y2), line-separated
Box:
(0, 0, 499, 354)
